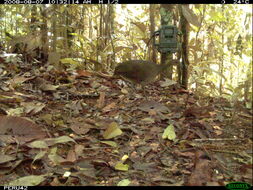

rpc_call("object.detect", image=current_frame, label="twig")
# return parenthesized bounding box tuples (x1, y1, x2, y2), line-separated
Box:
(194, 138, 248, 142)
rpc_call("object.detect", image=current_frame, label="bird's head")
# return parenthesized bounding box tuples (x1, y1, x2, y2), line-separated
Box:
(113, 63, 132, 78)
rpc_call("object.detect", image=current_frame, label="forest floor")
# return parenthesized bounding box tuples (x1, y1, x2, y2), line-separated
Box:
(0, 56, 252, 186)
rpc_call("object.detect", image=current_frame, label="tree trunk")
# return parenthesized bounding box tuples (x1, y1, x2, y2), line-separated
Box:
(40, 5, 48, 62)
(149, 4, 156, 63)
(180, 5, 190, 89)
(160, 4, 174, 80)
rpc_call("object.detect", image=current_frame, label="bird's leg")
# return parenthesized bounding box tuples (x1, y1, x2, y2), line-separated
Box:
(128, 82, 137, 94)
(123, 82, 138, 100)
(141, 85, 148, 100)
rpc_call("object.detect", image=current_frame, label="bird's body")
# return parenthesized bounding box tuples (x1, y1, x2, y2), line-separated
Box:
(114, 60, 167, 85)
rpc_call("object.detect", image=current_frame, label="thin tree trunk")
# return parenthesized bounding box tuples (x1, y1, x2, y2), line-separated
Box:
(180, 5, 190, 89)
(149, 4, 156, 63)
(219, 4, 225, 95)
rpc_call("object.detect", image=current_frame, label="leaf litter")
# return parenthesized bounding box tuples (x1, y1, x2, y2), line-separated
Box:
(0, 57, 252, 186)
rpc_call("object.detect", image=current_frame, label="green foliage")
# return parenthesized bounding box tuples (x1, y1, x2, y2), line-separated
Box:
(189, 4, 252, 103)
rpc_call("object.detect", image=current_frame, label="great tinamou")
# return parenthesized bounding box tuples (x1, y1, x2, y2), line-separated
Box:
(114, 60, 168, 96)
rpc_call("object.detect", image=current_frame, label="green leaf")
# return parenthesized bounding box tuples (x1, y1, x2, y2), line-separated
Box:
(162, 124, 176, 141)
(103, 122, 122, 139)
(45, 136, 76, 146)
(28, 140, 48, 149)
(7, 175, 47, 186)
(117, 179, 131, 186)
(32, 151, 47, 163)
(0, 154, 16, 164)
(48, 147, 65, 165)
(115, 162, 129, 171)
(100, 141, 118, 147)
